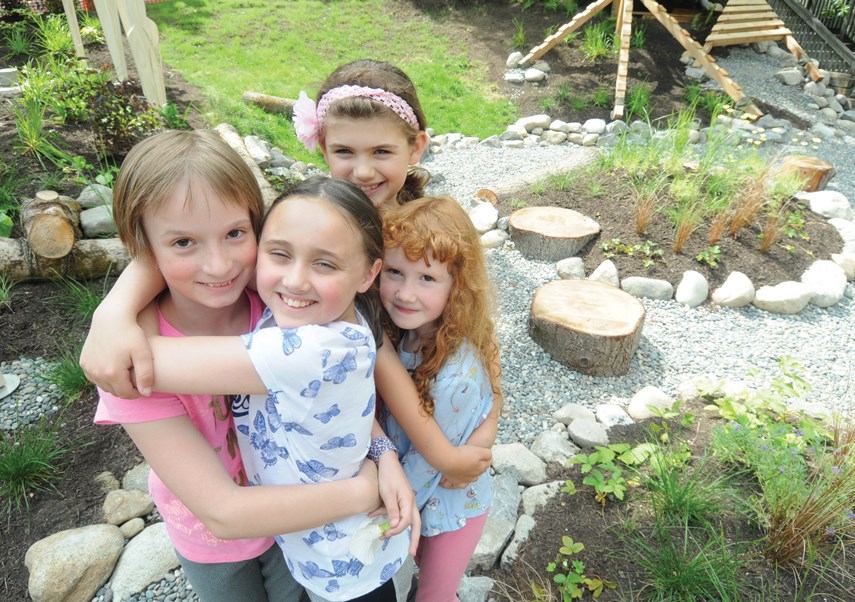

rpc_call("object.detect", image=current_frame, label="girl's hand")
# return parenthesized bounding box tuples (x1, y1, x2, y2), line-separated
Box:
(440, 444, 492, 485)
(80, 307, 155, 398)
(374, 452, 421, 556)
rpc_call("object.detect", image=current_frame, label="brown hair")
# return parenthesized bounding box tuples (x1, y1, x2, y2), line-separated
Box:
(266, 176, 385, 344)
(113, 130, 264, 262)
(317, 60, 430, 203)
(382, 196, 500, 415)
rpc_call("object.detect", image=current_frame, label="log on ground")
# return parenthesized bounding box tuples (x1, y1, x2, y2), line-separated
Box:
(529, 279, 645, 377)
(21, 190, 82, 259)
(0, 237, 130, 281)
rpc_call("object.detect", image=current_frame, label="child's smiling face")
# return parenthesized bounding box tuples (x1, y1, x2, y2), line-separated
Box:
(320, 115, 427, 211)
(380, 247, 453, 340)
(256, 196, 381, 329)
(142, 179, 257, 312)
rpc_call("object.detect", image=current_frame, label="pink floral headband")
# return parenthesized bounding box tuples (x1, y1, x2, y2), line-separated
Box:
(292, 85, 420, 152)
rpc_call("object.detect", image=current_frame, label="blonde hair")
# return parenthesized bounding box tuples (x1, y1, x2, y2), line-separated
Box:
(113, 130, 264, 262)
(317, 60, 430, 204)
(382, 196, 499, 415)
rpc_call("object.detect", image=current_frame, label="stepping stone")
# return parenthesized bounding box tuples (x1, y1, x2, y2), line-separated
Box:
(509, 207, 600, 261)
(529, 280, 645, 377)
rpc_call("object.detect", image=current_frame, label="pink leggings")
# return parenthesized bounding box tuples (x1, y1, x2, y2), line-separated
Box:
(414, 511, 489, 602)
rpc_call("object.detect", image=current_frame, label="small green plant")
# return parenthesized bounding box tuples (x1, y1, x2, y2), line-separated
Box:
(13, 97, 72, 169)
(159, 102, 191, 130)
(695, 245, 721, 268)
(783, 203, 810, 241)
(3, 23, 32, 57)
(540, 96, 556, 112)
(46, 343, 92, 402)
(509, 197, 529, 209)
(630, 24, 645, 49)
(0, 164, 20, 238)
(547, 172, 578, 191)
(582, 21, 613, 61)
(511, 18, 527, 51)
(78, 11, 105, 45)
(0, 273, 14, 309)
(625, 82, 653, 122)
(554, 83, 571, 104)
(568, 95, 588, 111)
(54, 273, 112, 324)
(590, 85, 610, 108)
(0, 410, 75, 512)
(32, 13, 74, 57)
(568, 444, 631, 507)
(600, 238, 663, 267)
(546, 536, 616, 599)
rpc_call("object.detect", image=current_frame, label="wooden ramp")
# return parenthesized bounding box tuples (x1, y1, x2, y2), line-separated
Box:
(521, 0, 763, 120)
(703, 0, 821, 81)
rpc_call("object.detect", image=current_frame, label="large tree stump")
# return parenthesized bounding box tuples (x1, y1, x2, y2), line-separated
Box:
(21, 191, 82, 259)
(509, 207, 600, 261)
(529, 279, 645, 377)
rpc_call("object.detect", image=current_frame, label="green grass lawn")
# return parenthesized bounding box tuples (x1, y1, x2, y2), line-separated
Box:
(147, 0, 517, 162)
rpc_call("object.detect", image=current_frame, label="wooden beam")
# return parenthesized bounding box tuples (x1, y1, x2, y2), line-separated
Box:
(93, 0, 127, 80)
(705, 27, 792, 45)
(612, 0, 633, 120)
(521, 0, 613, 66)
(711, 19, 786, 32)
(785, 35, 822, 82)
(639, 0, 762, 117)
(61, 0, 86, 58)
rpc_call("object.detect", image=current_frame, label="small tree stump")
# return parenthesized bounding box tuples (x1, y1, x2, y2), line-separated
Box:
(529, 280, 645, 377)
(21, 190, 82, 259)
(509, 207, 600, 261)
(774, 155, 835, 192)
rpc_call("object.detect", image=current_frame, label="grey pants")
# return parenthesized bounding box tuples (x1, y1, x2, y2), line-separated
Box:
(177, 544, 308, 602)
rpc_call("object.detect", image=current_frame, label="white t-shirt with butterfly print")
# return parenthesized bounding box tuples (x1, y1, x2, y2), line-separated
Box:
(232, 308, 410, 600)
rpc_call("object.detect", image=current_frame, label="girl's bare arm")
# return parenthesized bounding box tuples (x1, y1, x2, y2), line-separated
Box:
(124, 415, 380, 539)
(374, 334, 492, 484)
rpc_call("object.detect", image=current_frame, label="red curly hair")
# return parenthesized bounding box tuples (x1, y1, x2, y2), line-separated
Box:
(382, 196, 500, 416)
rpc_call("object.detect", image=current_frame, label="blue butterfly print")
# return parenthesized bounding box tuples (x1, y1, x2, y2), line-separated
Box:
(340, 326, 368, 344)
(299, 561, 335, 580)
(321, 348, 331, 368)
(278, 421, 313, 436)
(325, 580, 340, 593)
(320, 433, 357, 450)
(333, 558, 364, 577)
(249, 410, 289, 467)
(323, 348, 358, 384)
(302, 531, 323, 547)
(280, 328, 302, 355)
(264, 392, 284, 432)
(380, 558, 402, 581)
(297, 458, 339, 482)
(361, 393, 375, 417)
(300, 380, 321, 398)
(314, 404, 341, 424)
(323, 522, 347, 541)
(365, 351, 376, 378)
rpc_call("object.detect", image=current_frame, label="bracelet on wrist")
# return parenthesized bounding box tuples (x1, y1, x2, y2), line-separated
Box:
(367, 435, 397, 463)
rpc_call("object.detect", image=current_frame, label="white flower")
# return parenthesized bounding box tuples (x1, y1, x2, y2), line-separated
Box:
(347, 515, 390, 565)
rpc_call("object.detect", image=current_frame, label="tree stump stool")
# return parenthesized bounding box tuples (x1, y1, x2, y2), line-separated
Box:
(509, 206, 600, 261)
(773, 155, 835, 192)
(529, 280, 645, 377)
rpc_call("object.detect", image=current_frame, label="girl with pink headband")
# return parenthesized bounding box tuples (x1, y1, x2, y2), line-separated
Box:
(292, 60, 431, 210)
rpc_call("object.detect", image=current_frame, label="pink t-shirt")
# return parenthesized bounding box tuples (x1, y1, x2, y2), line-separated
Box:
(94, 290, 274, 563)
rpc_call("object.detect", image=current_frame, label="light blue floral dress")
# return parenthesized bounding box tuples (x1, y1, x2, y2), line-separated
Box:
(231, 309, 410, 600)
(381, 342, 493, 537)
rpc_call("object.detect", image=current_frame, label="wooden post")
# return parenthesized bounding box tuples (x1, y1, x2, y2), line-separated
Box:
(61, 0, 86, 58)
(93, 0, 128, 80)
(119, 0, 167, 107)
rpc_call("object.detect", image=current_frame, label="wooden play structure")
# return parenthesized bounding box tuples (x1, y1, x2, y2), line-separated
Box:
(521, 0, 822, 120)
(59, 0, 166, 106)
